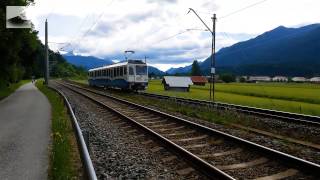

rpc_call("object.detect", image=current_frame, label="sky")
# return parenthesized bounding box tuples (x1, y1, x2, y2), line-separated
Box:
(26, 0, 320, 71)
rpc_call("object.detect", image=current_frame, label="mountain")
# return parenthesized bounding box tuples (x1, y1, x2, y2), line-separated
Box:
(63, 54, 165, 75)
(166, 66, 192, 75)
(168, 24, 320, 76)
(63, 54, 113, 70)
(148, 66, 165, 75)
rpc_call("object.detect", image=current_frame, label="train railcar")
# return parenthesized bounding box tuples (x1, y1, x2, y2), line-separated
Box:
(88, 60, 148, 90)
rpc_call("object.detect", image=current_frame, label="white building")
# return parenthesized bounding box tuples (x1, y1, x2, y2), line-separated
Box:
(310, 77, 320, 83)
(291, 77, 308, 82)
(272, 76, 288, 82)
(162, 76, 193, 92)
(248, 76, 271, 82)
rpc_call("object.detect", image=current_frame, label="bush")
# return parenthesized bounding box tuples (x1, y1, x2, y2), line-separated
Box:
(220, 73, 236, 83)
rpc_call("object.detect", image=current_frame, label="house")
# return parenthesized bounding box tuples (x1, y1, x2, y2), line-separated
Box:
(191, 76, 208, 86)
(272, 76, 288, 82)
(162, 76, 193, 92)
(310, 77, 320, 83)
(248, 76, 271, 83)
(292, 77, 308, 82)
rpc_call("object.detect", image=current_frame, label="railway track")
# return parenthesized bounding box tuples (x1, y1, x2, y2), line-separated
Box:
(65, 80, 320, 126)
(137, 92, 320, 126)
(59, 81, 320, 179)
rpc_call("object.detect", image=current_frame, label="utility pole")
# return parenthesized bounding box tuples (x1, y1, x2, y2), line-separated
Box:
(144, 56, 148, 63)
(45, 19, 49, 85)
(211, 14, 216, 101)
(188, 8, 216, 101)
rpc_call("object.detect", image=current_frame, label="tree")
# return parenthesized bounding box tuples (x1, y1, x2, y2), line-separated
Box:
(220, 73, 236, 83)
(191, 60, 202, 76)
(239, 76, 246, 83)
(0, 0, 87, 87)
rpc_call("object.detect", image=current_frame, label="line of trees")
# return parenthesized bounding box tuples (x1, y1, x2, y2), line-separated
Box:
(1, 0, 86, 88)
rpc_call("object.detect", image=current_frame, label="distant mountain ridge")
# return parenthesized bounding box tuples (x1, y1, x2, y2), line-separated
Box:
(63, 54, 113, 70)
(167, 24, 320, 76)
(63, 54, 165, 75)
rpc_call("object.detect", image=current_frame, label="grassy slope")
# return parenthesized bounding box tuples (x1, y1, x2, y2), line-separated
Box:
(146, 80, 320, 116)
(0, 80, 30, 100)
(36, 80, 81, 179)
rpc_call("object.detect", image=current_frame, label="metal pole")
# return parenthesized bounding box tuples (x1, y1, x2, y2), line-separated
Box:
(45, 19, 49, 85)
(187, 8, 216, 101)
(212, 14, 216, 101)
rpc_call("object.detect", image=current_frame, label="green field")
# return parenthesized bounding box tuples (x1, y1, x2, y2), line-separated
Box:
(146, 80, 320, 116)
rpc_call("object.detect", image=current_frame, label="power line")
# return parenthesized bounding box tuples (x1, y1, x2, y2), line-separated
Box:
(60, 0, 115, 52)
(220, 0, 269, 19)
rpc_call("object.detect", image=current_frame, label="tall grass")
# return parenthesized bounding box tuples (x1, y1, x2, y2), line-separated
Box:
(36, 80, 81, 179)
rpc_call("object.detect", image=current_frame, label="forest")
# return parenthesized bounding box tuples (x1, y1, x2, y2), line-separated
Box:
(0, 0, 86, 89)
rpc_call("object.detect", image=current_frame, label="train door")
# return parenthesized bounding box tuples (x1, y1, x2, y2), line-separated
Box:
(128, 65, 135, 82)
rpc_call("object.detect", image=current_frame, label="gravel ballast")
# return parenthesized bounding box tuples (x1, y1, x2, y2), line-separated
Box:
(53, 83, 207, 179)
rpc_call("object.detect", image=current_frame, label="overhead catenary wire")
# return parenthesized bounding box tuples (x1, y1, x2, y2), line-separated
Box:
(220, 0, 269, 19)
(60, 0, 115, 52)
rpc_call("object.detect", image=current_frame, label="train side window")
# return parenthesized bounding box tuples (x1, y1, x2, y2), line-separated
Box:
(120, 66, 123, 76)
(124, 66, 127, 75)
(104, 70, 106, 76)
(113, 68, 116, 77)
(129, 66, 134, 75)
(107, 69, 109, 77)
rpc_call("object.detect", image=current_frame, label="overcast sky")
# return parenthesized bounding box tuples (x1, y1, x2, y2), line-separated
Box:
(27, 0, 320, 71)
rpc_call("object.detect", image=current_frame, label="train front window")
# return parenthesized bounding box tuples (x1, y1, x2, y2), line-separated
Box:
(136, 66, 147, 75)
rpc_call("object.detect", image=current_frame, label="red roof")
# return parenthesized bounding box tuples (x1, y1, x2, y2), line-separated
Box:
(191, 76, 208, 83)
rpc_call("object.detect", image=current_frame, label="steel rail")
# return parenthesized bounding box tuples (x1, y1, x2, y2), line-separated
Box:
(48, 86, 97, 180)
(63, 80, 320, 126)
(58, 82, 234, 179)
(60, 82, 320, 178)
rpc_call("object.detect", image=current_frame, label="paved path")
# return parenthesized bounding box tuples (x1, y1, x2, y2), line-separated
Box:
(0, 82, 51, 180)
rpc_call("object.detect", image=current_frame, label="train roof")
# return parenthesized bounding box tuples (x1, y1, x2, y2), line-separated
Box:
(88, 60, 146, 71)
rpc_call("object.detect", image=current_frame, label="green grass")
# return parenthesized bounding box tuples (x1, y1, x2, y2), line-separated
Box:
(0, 80, 30, 100)
(36, 80, 81, 179)
(146, 80, 320, 116)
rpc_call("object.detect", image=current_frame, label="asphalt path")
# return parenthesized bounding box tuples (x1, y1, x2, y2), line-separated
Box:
(0, 82, 51, 180)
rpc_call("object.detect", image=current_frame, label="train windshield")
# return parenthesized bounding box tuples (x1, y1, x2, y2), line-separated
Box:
(136, 65, 147, 75)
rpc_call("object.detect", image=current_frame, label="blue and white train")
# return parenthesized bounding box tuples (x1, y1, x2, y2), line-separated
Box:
(88, 60, 148, 90)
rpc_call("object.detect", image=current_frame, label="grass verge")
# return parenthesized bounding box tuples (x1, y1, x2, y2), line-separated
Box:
(0, 80, 30, 100)
(36, 80, 82, 180)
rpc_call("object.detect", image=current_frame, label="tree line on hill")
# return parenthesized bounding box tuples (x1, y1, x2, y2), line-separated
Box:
(148, 60, 236, 83)
(0, 0, 86, 89)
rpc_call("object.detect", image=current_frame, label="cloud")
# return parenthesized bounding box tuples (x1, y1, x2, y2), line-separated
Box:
(147, 0, 178, 4)
(28, 0, 320, 71)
